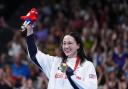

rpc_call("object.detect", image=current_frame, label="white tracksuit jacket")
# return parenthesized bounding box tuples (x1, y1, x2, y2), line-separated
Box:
(26, 34, 98, 89)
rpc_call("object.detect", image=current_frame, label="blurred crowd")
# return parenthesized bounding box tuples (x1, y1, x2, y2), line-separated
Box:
(0, 0, 128, 89)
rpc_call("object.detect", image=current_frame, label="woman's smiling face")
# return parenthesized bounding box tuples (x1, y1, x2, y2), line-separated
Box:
(62, 35, 79, 58)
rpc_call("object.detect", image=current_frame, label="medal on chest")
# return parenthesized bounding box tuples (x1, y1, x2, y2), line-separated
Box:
(58, 57, 80, 73)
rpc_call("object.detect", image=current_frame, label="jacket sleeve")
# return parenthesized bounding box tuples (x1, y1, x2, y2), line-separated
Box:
(70, 62, 98, 89)
(26, 34, 55, 79)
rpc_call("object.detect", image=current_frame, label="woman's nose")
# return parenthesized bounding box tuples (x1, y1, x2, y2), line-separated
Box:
(64, 44, 69, 48)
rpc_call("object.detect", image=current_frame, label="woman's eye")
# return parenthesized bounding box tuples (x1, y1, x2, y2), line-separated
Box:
(68, 42, 72, 44)
(63, 43, 66, 45)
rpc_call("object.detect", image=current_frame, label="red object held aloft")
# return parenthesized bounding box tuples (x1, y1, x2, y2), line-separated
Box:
(20, 8, 38, 22)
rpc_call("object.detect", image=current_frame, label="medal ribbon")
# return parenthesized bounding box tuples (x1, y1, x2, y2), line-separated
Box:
(74, 57, 80, 71)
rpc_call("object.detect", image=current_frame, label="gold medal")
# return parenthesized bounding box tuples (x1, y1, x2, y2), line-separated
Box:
(58, 63, 67, 72)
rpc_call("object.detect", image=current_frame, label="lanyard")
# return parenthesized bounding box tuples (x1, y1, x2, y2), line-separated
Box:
(74, 57, 80, 71)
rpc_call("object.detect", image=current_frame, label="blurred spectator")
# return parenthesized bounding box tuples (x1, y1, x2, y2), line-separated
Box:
(69, 8, 84, 33)
(20, 77, 35, 89)
(92, 44, 106, 67)
(0, 16, 8, 28)
(4, 65, 16, 88)
(8, 30, 26, 58)
(29, 63, 41, 89)
(112, 42, 128, 70)
(0, 53, 7, 67)
(11, 53, 30, 88)
(0, 16, 14, 54)
(44, 34, 58, 55)
(104, 71, 118, 89)
(35, 22, 49, 43)
(96, 65, 106, 89)
(54, 10, 68, 30)
(36, 73, 48, 89)
(0, 68, 13, 89)
(123, 59, 128, 81)
(105, 52, 118, 74)
(118, 72, 128, 89)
